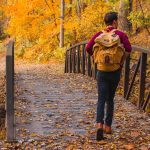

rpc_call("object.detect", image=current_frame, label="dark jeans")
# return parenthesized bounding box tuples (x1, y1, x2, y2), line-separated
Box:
(96, 69, 121, 126)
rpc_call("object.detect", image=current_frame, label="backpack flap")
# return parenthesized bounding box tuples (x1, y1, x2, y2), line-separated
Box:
(95, 29, 120, 47)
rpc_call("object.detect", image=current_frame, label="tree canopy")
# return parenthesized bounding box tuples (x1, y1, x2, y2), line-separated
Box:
(0, 0, 149, 62)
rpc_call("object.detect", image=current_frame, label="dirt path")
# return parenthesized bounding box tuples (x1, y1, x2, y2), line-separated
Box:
(0, 63, 150, 149)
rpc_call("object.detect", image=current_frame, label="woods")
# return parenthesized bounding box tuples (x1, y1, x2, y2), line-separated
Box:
(0, 0, 149, 148)
(0, 0, 149, 62)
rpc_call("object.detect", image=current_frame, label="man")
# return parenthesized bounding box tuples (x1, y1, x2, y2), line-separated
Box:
(86, 12, 132, 141)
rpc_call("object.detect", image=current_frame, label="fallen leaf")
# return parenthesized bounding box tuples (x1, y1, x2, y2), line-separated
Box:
(130, 130, 140, 137)
(97, 140, 107, 145)
(124, 144, 135, 150)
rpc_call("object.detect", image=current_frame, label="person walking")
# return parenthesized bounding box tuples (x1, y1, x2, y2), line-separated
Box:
(86, 12, 132, 141)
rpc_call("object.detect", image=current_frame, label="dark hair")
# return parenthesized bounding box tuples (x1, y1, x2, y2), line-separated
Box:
(104, 12, 118, 26)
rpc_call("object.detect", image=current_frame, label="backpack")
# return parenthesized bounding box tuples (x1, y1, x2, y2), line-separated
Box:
(92, 29, 125, 72)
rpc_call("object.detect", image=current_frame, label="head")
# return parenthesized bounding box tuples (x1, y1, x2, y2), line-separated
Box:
(104, 12, 118, 29)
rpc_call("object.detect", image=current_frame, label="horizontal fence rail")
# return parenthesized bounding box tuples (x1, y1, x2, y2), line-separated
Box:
(6, 40, 15, 141)
(65, 41, 150, 111)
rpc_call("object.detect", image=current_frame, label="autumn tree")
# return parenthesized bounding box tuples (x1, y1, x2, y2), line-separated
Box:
(118, 0, 132, 33)
(3, 0, 149, 61)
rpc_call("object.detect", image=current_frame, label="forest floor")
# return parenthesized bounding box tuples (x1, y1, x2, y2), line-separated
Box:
(0, 52, 6, 140)
(0, 61, 149, 150)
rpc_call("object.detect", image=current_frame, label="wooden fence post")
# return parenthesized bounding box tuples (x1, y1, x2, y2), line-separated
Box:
(77, 45, 80, 73)
(125, 56, 141, 100)
(72, 47, 76, 73)
(82, 44, 85, 75)
(67, 51, 69, 73)
(6, 40, 15, 141)
(66, 51, 69, 73)
(87, 54, 91, 77)
(142, 92, 150, 111)
(138, 53, 147, 109)
(123, 55, 130, 98)
(64, 51, 67, 73)
(69, 49, 72, 73)
(94, 63, 97, 79)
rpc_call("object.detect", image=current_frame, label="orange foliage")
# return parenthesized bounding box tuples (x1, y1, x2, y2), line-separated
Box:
(2, 0, 110, 62)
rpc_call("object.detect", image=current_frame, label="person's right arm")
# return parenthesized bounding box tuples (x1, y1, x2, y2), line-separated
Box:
(86, 32, 101, 56)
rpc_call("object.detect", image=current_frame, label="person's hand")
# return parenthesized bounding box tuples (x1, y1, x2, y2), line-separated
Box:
(120, 63, 124, 68)
(119, 57, 124, 68)
(119, 51, 126, 68)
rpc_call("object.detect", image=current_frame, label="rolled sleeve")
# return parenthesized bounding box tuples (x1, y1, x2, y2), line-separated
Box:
(121, 34, 132, 52)
(86, 32, 101, 55)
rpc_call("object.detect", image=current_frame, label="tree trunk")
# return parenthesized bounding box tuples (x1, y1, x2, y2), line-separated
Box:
(60, 0, 65, 48)
(69, 0, 73, 14)
(119, 0, 132, 33)
(76, 0, 81, 19)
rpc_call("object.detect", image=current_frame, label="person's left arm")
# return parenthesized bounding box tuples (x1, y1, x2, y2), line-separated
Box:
(120, 33, 132, 66)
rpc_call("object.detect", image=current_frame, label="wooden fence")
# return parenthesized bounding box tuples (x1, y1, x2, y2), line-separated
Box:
(6, 40, 15, 141)
(65, 41, 150, 111)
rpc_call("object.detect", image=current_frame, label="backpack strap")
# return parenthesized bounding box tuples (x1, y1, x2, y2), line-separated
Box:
(110, 29, 117, 33)
(101, 29, 117, 34)
(110, 29, 121, 45)
(101, 30, 107, 33)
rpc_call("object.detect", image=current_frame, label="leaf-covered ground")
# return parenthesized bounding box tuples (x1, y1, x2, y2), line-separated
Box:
(0, 63, 150, 150)
(0, 54, 6, 140)
(0, 72, 5, 140)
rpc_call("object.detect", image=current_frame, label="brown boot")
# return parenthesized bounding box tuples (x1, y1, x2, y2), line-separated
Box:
(97, 123, 103, 129)
(104, 125, 112, 134)
(96, 128, 104, 141)
(96, 123, 104, 141)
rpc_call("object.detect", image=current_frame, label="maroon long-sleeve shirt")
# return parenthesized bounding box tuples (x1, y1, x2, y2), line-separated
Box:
(86, 26, 132, 55)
